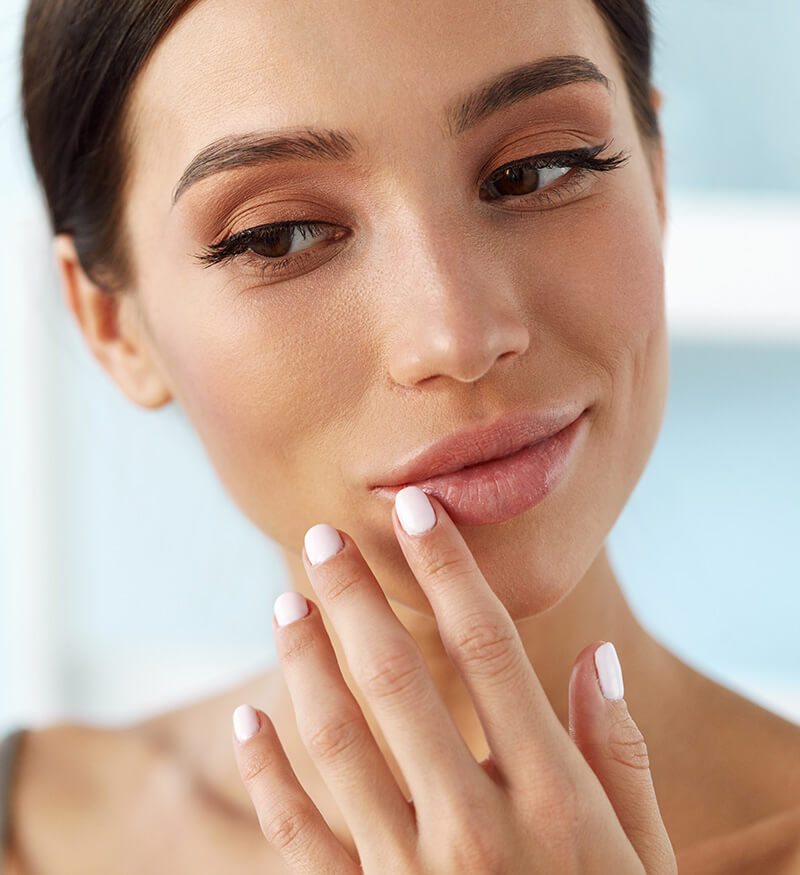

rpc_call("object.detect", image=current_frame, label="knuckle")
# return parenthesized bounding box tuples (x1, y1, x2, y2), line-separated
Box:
(418, 544, 474, 587)
(450, 836, 504, 873)
(360, 643, 427, 703)
(240, 747, 279, 784)
(278, 624, 318, 663)
(425, 784, 514, 871)
(548, 774, 582, 825)
(305, 710, 365, 765)
(452, 612, 518, 676)
(528, 770, 583, 846)
(262, 803, 316, 854)
(438, 807, 507, 873)
(607, 714, 651, 771)
(320, 564, 362, 603)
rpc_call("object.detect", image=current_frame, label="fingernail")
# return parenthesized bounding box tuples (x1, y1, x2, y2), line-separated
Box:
(274, 591, 309, 627)
(595, 641, 624, 700)
(304, 523, 344, 566)
(233, 703, 260, 742)
(395, 486, 436, 535)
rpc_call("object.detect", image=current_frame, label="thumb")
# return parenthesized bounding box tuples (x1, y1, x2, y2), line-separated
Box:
(568, 641, 678, 874)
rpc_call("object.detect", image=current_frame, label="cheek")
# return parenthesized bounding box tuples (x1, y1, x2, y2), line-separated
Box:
(161, 304, 301, 474)
(543, 189, 665, 366)
(576, 185, 666, 411)
(131, 211, 328, 501)
(149, 286, 370, 541)
(517, 172, 668, 500)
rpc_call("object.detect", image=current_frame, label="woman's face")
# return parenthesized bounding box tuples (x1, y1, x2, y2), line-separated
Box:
(120, 0, 668, 616)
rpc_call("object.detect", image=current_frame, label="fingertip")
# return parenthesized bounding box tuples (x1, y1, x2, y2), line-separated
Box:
(594, 641, 625, 701)
(569, 640, 606, 687)
(568, 640, 616, 730)
(233, 703, 261, 743)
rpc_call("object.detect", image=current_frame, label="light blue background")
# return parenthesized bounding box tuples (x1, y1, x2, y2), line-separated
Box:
(651, 0, 800, 195)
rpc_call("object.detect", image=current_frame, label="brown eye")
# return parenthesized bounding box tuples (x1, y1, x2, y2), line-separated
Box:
(491, 165, 539, 197)
(195, 220, 341, 273)
(480, 162, 570, 200)
(249, 227, 299, 258)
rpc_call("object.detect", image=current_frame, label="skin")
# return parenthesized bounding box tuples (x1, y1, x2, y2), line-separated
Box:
(11, 0, 799, 870)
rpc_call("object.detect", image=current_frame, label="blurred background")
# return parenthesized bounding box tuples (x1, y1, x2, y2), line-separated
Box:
(1, 0, 798, 737)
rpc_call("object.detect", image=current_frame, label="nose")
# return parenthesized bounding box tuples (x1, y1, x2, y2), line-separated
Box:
(381, 210, 530, 387)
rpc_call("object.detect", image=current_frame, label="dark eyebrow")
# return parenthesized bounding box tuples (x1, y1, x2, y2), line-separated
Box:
(171, 54, 610, 207)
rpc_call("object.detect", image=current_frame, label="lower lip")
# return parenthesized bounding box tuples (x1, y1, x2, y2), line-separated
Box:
(372, 409, 589, 526)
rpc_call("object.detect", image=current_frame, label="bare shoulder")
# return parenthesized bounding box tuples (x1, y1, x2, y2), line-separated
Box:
(676, 804, 800, 875)
(7, 721, 161, 873)
(7, 720, 284, 874)
(670, 685, 800, 874)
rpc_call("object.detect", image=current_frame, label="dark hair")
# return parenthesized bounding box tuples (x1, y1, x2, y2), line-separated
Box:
(20, 0, 660, 295)
(593, 0, 661, 142)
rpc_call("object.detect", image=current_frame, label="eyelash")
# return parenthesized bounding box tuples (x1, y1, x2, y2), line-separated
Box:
(194, 140, 630, 280)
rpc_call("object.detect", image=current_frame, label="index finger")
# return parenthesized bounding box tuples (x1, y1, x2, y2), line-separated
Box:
(391, 486, 581, 793)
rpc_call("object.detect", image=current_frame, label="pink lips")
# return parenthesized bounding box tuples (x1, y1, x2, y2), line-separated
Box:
(372, 408, 589, 526)
(372, 404, 587, 488)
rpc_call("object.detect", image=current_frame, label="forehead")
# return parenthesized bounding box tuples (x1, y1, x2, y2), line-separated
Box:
(125, 0, 621, 210)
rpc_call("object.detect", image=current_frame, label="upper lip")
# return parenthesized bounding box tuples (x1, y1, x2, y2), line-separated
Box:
(370, 403, 587, 488)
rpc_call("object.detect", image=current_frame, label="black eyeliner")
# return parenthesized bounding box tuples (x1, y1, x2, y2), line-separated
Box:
(489, 141, 630, 179)
(195, 221, 330, 268)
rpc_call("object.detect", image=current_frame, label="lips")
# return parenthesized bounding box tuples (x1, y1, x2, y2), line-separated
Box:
(370, 403, 587, 489)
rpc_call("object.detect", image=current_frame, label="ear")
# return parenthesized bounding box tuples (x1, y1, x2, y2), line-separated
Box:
(646, 85, 668, 240)
(54, 233, 173, 409)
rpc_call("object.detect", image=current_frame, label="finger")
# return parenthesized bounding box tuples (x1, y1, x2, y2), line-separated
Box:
(392, 486, 580, 793)
(302, 523, 491, 815)
(231, 703, 360, 875)
(568, 641, 678, 874)
(271, 592, 417, 868)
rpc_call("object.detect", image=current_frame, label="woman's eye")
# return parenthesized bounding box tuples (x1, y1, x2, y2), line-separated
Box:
(478, 144, 630, 204)
(481, 163, 570, 200)
(246, 223, 323, 259)
(195, 220, 345, 277)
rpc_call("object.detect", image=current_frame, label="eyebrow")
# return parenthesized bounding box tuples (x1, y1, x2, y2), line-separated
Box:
(170, 54, 610, 207)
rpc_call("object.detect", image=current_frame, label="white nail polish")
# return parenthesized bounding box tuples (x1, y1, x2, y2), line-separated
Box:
(595, 641, 624, 700)
(395, 486, 436, 535)
(274, 591, 309, 627)
(304, 523, 344, 566)
(233, 703, 260, 742)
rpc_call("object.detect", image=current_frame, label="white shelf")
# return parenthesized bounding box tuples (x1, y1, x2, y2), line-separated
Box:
(664, 194, 800, 341)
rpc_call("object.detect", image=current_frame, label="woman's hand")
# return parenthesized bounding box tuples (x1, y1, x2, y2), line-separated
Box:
(231, 486, 678, 873)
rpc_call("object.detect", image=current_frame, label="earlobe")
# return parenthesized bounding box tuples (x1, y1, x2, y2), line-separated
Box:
(649, 84, 663, 116)
(53, 233, 173, 410)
